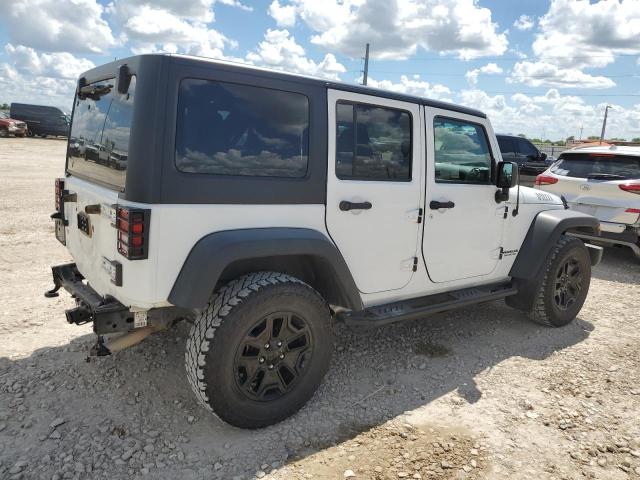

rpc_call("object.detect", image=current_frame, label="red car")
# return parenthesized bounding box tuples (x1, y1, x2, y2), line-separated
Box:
(0, 111, 28, 137)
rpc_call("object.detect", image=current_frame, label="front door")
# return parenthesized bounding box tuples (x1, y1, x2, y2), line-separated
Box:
(422, 111, 505, 283)
(325, 90, 423, 294)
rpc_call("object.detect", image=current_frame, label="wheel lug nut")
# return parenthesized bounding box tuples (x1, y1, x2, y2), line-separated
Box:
(277, 341, 282, 347)
(279, 354, 284, 359)
(268, 364, 274, 370)
(259, 357, 265, 363)
(265, 343, 270, 349)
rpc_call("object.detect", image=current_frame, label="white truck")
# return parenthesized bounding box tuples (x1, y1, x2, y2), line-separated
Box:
(46, 54, 602, 429)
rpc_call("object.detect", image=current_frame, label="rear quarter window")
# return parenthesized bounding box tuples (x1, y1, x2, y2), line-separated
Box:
(175, 79, 309, 178)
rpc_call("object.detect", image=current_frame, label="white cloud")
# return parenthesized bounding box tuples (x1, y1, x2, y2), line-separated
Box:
(268, 0, 297, 27)
(509, 61, 616, 89)
(366, 75, 452, 101)
(109, 0, 216, 22)
(513, 14, 534, 31)
(0, 64, 75, 111)
(4, 44, 95, 80)
(246, 29, 346, 79)
(0, 0, 115, 54)
(116, 5, 235, 57)
(465, 62, 503, 86)
(460, 88, 640, 140)
(532, 0, 640, 69)
(216, 0, 253, 12)
(272, 0, 508, 60)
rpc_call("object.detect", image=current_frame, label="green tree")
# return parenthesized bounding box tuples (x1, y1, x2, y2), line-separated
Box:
(517, 133, 526, 138)
(587, 135, 600, 140)
(631, 137, 640, 142)
(0, 103, 9, 111)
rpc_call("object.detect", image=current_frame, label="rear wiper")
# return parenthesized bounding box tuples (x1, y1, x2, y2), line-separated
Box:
(78, 83, 113, 101)
(586, 173, 627, 180)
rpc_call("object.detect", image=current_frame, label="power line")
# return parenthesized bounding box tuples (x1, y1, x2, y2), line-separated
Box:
(351, 70, 640, 79)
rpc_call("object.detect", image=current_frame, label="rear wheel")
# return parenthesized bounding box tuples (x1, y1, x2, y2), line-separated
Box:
(528, 236, 591, 327)
(185, 272, 333, 428)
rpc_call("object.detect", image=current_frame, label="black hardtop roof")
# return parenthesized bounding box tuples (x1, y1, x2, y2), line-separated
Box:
(80, 53, 487, 119)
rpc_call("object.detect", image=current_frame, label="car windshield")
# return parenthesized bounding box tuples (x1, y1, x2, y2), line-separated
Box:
(550, 152, 640, 180)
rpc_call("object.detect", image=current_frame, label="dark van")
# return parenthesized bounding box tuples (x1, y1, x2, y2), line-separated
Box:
(9, 103, 70, 138)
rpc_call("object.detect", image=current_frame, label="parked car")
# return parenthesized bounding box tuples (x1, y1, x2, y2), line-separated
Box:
(497, 134, 554, 176)
(46, 54, 601, 429)
(535, 145, 640, 259)
(0, 111, 28, 137)
(9, 103, 70, 137)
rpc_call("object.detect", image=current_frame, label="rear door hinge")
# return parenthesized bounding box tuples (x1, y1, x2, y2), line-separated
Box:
(503, 206, 509, 219)
(412, 256, 418, 272)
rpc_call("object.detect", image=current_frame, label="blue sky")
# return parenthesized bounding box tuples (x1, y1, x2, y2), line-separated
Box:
(1, 0, 639, 140)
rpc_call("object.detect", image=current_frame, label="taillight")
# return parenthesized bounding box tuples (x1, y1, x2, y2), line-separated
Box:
(116, 207, 150, 260)
(535, 174, 558, 186)
(619, 183, 640, 195)
(55, 178, 65, 211)
(625, 208, 640, 214)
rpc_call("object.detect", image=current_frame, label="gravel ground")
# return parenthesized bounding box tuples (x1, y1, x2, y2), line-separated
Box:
(1, 137, 639, 480)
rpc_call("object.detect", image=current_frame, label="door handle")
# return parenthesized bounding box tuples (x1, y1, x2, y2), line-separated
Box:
(340, 201, 372, 211)
(429, 200, 455, 210)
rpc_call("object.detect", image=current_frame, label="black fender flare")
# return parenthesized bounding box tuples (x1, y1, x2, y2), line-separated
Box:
(168, 228, 362, 310)
(506, 209, 599, 311)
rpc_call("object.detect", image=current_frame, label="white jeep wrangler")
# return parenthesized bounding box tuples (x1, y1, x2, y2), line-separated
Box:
(47, 54, 602, 429)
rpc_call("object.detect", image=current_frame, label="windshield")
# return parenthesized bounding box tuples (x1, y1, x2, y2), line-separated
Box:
(66, 76, 136, 190)
(550, 152, 640, 180)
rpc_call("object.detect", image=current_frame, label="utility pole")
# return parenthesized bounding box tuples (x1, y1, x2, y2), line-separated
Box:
(362, 43, 370, 86)
(600, 105, 611, 144)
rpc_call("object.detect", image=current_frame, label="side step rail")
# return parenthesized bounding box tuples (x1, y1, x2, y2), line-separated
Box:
(337, 283, 518, 327)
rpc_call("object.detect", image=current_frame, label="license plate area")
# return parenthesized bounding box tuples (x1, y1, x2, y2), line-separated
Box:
(77, 212, 92, 237)
(54, 218, 66, 244)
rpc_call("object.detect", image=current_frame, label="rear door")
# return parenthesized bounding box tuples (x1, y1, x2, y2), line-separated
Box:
(543, 152, 640, 225)
(63, 76, 137, 294)
(325, 89, 423, 294)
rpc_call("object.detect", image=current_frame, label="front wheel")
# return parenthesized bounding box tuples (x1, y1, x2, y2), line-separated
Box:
(529, 236, 592, 327)
(185, 272, 333, 428)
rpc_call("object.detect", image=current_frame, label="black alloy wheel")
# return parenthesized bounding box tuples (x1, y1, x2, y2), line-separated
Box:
(234, 312, 313, 402)
(553, 256, 583, 311)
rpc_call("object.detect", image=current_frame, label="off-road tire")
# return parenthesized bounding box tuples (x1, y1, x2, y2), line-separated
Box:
(185, 271, 333, 428)
(528, 235, 591, 327)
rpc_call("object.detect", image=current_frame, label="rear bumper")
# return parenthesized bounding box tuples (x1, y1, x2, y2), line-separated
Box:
(47, 263, 134, 334)
(571, 230, 640, 259)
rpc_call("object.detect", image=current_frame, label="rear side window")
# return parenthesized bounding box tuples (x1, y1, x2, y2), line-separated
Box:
(175, 79, 309, 178)
(517, 138, 539, 157)
(67, 77, 136, 190)
(551, 153, 640, 179)
(497, 137, 516, 154)
(433, 117, 493, 184)
(336, 101, 412, 181)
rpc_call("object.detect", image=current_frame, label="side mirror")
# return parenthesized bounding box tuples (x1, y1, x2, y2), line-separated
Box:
(495, 161, 519, 203)
(540, 152, 548, 161)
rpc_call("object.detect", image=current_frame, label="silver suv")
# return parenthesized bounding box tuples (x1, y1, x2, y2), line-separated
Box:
(535, 145, 640, 258)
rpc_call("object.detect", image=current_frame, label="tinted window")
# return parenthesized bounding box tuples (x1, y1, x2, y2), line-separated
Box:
(175, 79, 309, 178)
(550, 153, 640, 179)
(434, 117, 493, 184)
(67, 76, 136, 190)
(497, 137, 516, 154)
(518, 138, 539, 157)
(336, 102, 411, 181)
